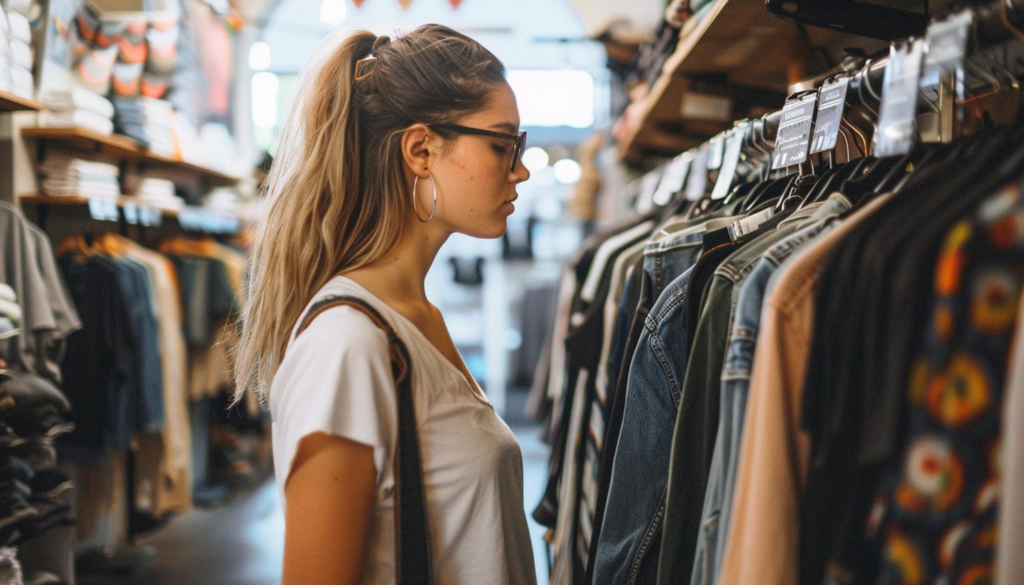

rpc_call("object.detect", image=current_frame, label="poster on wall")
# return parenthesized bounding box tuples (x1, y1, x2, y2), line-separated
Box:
(171, 0, 238, 131)
(35, 0, 83, 99)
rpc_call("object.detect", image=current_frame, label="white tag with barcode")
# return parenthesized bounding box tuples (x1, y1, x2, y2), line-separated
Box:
(809, 77, 850, 155)
(712, 125, 746, 200)
(923, 11, 971, 78)
(772, 94, 817, 168)
(875, 39, 925, 157)
(728, 208, 774, 240)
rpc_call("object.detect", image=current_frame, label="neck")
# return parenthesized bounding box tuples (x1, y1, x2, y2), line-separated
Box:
(345, 217, 449, 307)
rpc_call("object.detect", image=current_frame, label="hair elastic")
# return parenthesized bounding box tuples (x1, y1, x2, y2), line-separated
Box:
(354, 35, 391, 81)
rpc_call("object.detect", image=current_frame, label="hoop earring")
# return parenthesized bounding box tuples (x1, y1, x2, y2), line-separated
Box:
(413, 171, 437, 223)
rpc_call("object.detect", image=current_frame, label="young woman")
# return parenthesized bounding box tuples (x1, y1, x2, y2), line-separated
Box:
(234, 25, 535, 584)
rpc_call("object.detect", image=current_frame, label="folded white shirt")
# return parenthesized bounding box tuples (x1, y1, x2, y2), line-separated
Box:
(6, 12, 29, 44)
(42, 86, 115, 119)
(5, 0, 32, 17)
(39, 155, 120, 176)
(41, 181, 121, 199)
(39, 109, 115, 136)
(9, 39, 31, 70)
(10, 66, 32, 99)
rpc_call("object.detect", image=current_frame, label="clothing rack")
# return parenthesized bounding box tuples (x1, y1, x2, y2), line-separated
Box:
(755, 0, 1024, 143)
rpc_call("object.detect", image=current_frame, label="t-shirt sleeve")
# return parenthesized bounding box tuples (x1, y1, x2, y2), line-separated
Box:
(270, 305, 397, 489)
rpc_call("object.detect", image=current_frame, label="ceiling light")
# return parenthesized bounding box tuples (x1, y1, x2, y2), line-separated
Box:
(249, 41, 271, 71)
(521, 147, 550, 172)
(553, 159, 582, 184)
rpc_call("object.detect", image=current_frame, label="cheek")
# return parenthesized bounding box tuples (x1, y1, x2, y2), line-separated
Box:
(444, 150, 506, 201)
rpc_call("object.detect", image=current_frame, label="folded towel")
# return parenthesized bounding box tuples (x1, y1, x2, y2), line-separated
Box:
(6, 11, 29, 44)
(41, 181, 120, 199)
(38, 159, 118, 176)
(10, 67, 32, 99)
(0, 283, 15, 303)
(9, 39, 32, 70)
(6, 0, 32, 17)
(42, 85, 115, 119)
(39, 109, 115, 136)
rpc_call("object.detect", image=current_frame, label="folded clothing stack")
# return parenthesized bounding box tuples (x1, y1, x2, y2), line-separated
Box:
(136, 177, 182, 212)
(0, 285, 20, 343)
(142, 19, 177, 99)
(113, 97, 174, 156)
(0, 12, 11, 93)
(0, 370, 76, 547)
(37, 154, 120, 200)
(204, 188, 240, 215)
(39, 84, 116, 136)
(5, 8, 33, 99)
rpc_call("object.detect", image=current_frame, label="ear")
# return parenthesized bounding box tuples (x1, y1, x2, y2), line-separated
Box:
(401, 123, 434, 177)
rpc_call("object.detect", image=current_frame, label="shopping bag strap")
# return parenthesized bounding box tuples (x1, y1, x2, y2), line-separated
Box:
(297, 294, 433, 584)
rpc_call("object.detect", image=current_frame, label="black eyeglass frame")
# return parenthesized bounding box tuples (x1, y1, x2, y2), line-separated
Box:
(428, 123, 527, 173)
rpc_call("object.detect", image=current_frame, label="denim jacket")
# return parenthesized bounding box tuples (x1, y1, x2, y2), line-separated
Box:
(687, 195, 850, 585)
(592, 265, 695, 585)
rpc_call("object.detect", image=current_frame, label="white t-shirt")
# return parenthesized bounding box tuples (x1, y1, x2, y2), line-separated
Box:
(270, 276, 536, 584)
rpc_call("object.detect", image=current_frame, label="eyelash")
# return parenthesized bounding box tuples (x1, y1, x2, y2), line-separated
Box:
(492, 144, 511, 155)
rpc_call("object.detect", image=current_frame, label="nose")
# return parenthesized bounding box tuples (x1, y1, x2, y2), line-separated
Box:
(510, 162, 530, 184)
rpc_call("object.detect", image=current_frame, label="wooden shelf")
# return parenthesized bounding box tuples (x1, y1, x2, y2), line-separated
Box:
(18, 194, 179, 217)
(0, 90, 44, 112)
(21, 126, 241, 187)
(618, 0, 886, 163)
(17, 194, 242, 235)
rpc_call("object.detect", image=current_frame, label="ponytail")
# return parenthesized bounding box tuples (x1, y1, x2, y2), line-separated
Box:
(234, 26, 505, 403)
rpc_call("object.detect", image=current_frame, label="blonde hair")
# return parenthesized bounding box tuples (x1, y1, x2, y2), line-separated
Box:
(234, 25, 505, 403)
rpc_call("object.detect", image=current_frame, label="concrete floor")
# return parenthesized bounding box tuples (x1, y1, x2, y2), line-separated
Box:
(78, 426, 551, 584)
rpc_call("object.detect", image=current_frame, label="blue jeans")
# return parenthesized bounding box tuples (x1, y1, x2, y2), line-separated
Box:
(593, 265, 695, 585)
(606, 232, 704, 391)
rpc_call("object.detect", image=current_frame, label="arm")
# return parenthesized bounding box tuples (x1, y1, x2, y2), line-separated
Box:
(283, 432, 377, 585)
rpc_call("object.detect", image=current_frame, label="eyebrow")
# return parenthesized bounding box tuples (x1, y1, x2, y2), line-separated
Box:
(489, 122, 520, 133)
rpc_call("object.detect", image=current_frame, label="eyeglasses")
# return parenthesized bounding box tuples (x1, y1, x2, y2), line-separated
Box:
(428, 123, 528, 173)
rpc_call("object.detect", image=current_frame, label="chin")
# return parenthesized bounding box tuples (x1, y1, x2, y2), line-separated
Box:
(463, 219, 508, 240)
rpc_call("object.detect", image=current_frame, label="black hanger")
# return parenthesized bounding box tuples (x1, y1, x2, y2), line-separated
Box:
(798, 160, 859, 209)
(843, 155, 904, 206)
(722, 179, 759, 208)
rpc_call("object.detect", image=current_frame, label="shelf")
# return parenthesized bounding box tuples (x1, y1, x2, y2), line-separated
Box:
(0, 90, 44, 112)
(618, 0, 886, 163)
(19, 194, 177, 218)
(21, 127, 241, 187)
(18, 194, 243, 234)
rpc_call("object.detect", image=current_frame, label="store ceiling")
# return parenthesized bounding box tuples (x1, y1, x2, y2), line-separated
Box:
(247, 0, 661, 75)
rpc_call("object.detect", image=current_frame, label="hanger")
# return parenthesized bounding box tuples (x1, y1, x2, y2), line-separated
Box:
(56, 235, 97, 263)
(96, 233, 128, 257)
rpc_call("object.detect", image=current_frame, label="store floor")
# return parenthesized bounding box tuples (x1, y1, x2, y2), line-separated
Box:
(78, 425, 551, 584)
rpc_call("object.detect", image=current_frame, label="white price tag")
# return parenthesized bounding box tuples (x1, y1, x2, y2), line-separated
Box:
(685, 144, 710, 201)
(875, 39, 925, 157)
(652, 152, 693, 206)
(712, 124, 746, 200)
(772, 93, 818, 168)
(809, 77, 850, 155)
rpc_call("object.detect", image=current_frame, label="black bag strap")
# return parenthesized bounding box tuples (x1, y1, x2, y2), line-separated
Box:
(296, 294, 433, 584)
